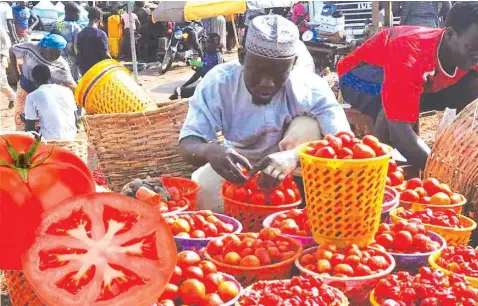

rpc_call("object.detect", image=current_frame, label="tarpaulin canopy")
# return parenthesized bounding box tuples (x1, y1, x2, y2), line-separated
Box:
(152, 0, 295, 22)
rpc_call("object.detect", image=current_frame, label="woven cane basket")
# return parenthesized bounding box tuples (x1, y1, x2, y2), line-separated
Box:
(45, 137, 88, 164)
(83, 99, 195, 192)
(424, 100, 478, 218)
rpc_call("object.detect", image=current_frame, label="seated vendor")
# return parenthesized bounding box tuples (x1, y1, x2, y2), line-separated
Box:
(179, 15, 350, 213)
(170, 33, 225, 100)
(24, 65, 78, 141)
(337, 1, 478, 170)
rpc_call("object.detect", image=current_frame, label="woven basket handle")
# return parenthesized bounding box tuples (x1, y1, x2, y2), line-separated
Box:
(471, 101, 478, 133)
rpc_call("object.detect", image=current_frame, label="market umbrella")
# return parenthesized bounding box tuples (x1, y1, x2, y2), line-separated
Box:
(152, 0, 295, 23)
(152, 0, 295, 50)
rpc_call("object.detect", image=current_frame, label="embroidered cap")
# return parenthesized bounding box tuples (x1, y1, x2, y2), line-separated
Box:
(245, 14, 299, 58)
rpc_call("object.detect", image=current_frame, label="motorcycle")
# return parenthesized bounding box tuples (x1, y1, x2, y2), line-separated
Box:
(159, 21, 206, 74)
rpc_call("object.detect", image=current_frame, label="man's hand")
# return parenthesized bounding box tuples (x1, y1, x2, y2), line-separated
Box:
(251, 150, 299, 190)
(206, 144, 252, 184)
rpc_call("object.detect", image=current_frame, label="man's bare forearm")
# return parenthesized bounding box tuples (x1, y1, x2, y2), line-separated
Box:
(179, 136, 214, 167)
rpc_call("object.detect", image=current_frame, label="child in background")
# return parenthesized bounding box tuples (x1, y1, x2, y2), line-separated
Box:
(170, 33, 224, 99)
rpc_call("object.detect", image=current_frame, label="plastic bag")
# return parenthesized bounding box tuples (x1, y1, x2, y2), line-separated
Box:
(436, 108, 457, 140)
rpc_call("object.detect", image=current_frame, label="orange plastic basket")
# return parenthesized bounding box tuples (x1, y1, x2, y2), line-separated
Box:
(390, 207, 477, 246)
(204, 234, 303, 287)
(429, 251, 478, 288)
(75, 59, 155, 114)
(222, 192, 301, 232)
(160, 177, 200, 211)
(399, 194, 467, 214)
(4, 270, 43, 306)
(296, 142, 392, 248)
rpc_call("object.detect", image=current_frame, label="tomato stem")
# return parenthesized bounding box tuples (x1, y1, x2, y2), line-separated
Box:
(0, 136, 53, 183)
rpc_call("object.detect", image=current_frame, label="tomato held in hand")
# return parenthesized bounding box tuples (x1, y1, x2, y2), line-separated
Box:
(0, 134, 95, 270)
(22, 193, 177, 306)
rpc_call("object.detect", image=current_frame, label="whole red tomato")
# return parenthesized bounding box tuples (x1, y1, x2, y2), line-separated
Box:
(352, 143, 376, 159)
(0, 134, 95, 269)
(270, 190, 285, 205)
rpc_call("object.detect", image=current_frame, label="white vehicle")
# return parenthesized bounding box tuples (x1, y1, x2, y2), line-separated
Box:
(308, 1, 400, 38)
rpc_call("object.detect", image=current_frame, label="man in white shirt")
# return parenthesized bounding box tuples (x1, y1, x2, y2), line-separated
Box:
(179, 15, 350, 212)
(120, 11, 140, 60)
(24, 64, 78, 141)
(0, 1, 18, 43)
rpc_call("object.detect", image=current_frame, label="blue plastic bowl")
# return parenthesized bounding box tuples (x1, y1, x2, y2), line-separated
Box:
(384, 230, 447, 274)
(381, 187, 400, 223)
(171, 211, 243, 252)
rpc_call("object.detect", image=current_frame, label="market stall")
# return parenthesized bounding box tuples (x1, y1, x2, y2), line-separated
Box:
(1, 117, 476, 305)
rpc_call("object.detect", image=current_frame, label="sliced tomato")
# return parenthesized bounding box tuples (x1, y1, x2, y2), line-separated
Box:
(22, 193, 177, 306)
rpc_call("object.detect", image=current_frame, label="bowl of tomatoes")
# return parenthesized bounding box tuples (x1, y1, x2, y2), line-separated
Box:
(156, 251, 243, 306)
(295, 243, 395, 304)
(238, 276, 349, 306)
(429, 245, 478, 288)
(160, 177, 200, 211)
(399, 177, 467, 214)
(222, 174, 302, 232)
(381, 187, 400, 223)
(372, 220, 446, 273)
(262, 208, 316, 248)
(165, 210, 243, 252)
(204, 229, 303, 287)
(369, 268, 478, 305)
(391, 207, 477, 246)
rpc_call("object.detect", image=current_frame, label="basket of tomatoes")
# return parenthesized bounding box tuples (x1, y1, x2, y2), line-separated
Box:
(238, 276, 349, 306)
(160, 177, 200, 211)
(295, 243, 395, 304)
(204, 228, 303, 287)
(296, 132, 393, 248)
(371, 220, 446, 273)
(165, 210, 243, 252)
(262, 208, 316, 248)
(369, 268, 478, 305)
(399, 177, 467, 214)
(391, 208, 477, 246)
(429, 245, 478, 288)
(157, 251, 243, 306)
(222, 174, 302, 232)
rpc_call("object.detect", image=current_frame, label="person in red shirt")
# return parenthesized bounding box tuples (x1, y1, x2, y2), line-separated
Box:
(337, 2, 478, 170)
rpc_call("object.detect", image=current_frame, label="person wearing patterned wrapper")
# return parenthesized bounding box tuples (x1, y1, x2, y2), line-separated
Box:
(179, 15, 350, 213)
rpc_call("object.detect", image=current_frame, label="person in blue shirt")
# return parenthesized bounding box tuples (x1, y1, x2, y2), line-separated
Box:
(12, 1, 38, 42)
(170, 33, 224, 99)
(51, 2, 83, 81)
(76, 6, 110, 75)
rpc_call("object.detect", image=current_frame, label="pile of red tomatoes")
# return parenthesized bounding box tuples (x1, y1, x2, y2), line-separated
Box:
(222, 174, 300, 206)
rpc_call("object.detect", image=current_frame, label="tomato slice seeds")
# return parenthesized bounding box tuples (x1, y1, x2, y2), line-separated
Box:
(22, 193, 176, 306)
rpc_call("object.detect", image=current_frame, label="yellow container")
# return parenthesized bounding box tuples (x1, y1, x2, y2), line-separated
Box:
(390, 207, 477, 246)
(107, 15, 123, 39)
(429, 251, 478, 288)
(108, 38, 120, 58)
(75, 59, 155, 114)
(296, 141, 392, 248)
(369, 290, 380, 306)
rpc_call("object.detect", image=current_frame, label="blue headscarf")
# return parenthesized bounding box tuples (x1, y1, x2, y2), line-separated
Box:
(39, 34, 67, 49)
